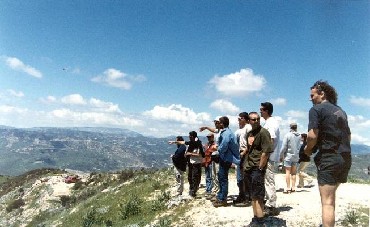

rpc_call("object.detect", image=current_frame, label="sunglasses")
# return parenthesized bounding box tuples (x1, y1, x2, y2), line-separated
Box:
(250, 118, 259, 122)
(238, 117, 245, 121)
(260, 108, 266, 112)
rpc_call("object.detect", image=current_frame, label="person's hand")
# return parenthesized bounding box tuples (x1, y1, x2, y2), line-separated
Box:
(199, 127, 206, 132)
(168, 141, 175, 144)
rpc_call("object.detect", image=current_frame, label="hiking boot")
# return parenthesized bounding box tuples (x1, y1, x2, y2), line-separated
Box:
(212, 199, 227, 207)
(264, 206, 280, 216)
(233, 196, 249, 206)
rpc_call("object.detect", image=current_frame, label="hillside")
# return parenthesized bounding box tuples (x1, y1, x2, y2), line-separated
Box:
(1, 126, 370, 178)
(0, 167, 369, 227)
(0, 127, 175, 176)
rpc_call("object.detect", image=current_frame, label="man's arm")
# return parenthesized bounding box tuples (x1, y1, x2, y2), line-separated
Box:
(259, 152, 269, 169)
(199, 126, 217, 133)
(168, 140, 185, 145)
(304, 128, 318, 156)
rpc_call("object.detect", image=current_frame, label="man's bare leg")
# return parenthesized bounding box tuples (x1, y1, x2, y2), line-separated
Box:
(319, 183, 340, 227)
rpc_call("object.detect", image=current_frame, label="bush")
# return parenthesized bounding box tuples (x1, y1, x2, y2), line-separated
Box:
(119, 194, 143, 220)
(60, 195, 76, 208)
(6, 198, 25, 212)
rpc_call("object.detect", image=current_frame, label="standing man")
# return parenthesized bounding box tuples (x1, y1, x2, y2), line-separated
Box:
(171, 136, 187, 196)
(243, 112, 272, 226)
(304, 80, 351, 227)
(233, 112, 252, 206)
(279, 123, 301, 193)
(200, 118, 221, 194)
(260, 102, 280, 216)
(297, 133, 313, 188)
(203, 133, 217, 199)
(169, 131, 204, 198)
(213, 116, 240, 207)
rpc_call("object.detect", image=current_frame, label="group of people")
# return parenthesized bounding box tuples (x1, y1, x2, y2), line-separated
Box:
(168, 80, 351, 227)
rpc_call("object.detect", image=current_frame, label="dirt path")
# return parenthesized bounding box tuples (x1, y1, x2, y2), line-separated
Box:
(171, 172, 370, 227)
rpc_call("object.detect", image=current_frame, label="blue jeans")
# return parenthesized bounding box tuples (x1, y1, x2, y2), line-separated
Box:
(217, 159, 232, 201)
(204, 164, 213, 193)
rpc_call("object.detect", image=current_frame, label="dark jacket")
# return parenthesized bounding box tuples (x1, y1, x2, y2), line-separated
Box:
(172, 144, 187, 171)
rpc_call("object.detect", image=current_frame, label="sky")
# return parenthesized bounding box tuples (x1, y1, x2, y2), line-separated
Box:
(0, 1, 369, 145)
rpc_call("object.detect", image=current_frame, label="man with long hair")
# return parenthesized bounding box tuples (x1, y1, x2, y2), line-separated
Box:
(304, 80, 351, 227)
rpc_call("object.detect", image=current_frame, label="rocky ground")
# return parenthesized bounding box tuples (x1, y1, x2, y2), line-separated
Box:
(168, 171, 370, 227)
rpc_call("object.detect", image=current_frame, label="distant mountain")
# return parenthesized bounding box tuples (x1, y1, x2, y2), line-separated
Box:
(0, 127, 174, 176)
(351, 144, 370, 154)
(1, 126, 369, 176)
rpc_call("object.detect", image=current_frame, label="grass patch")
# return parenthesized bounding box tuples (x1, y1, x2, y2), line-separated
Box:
(55, 168, 174, 226)
(341, 205, 369, 227)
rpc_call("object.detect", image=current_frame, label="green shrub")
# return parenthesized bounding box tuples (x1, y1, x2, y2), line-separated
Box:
(60, 195, 76, 208)
(82, 208, 101, 227)
(152, 180, 161, 190)
(154, 216, 172, 227)
(151, 190, 170, 211)
(119, 194, 143, 220)
(72, 181, 84, 190)
(341, 205, 369, 227)
(6, 198, 25, 212)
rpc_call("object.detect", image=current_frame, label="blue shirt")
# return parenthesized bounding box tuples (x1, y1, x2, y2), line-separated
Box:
(218, 127, 240, 164)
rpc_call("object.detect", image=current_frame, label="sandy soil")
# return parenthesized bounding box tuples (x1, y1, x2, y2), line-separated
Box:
(171, 172, 370, 227)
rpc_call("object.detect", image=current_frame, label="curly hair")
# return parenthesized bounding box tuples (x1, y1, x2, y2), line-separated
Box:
(310, 80, 338, 105)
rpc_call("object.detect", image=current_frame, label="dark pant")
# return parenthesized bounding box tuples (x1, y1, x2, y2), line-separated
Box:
(188, 163, 202, 196)
(314, 151, 351, 185)
(217, 159, 232, 201)
(246, 167, 266, 201)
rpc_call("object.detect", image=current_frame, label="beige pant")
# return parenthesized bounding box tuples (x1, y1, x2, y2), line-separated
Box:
(298, 161, 313, 187)
(265, 161, 277, 208)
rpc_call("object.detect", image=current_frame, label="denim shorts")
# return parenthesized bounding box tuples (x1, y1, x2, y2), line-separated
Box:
(284, 160, 298, 168)
(314, 151, 351, 185)
(246, 167, 266, 200)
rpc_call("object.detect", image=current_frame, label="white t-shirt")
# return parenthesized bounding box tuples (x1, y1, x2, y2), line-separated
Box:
(262, 117, 280, 162)
(235, 124, 252, 151)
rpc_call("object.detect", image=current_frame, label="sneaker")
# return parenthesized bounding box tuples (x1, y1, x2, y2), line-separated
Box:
(264, 206, 280, 216)
(213, 199, 227, 207)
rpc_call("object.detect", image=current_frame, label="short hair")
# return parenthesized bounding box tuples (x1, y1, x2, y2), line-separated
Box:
(219, 116, 229, 127)
(239, 112, 249, 120)
(261, 102, 273, 115)
(176, 136, 184, 141)
(248, 112, 260, 119)
(189, 131, 197, 138)
(310, 80, 338, 105)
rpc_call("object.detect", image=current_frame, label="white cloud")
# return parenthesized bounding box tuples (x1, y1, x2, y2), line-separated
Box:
(39, 96, 57, 104)
(350, 96, 370, 107)
(210, 99, 240, 114)
(143, 104, 211, 125)
(61, 94, 87, 105)
(5, 57, 42, 78)
(270, 98, 286, 106)
(285, 110, 307, 119)
(7, 89, 24, 98)
(91, 68, 146, 90)
(208, 68, 266, 97)
(89, 98, 122, 113)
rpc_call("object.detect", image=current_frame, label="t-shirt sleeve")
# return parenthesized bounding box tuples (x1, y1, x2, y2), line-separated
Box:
(308, 107, 319, 131)
(261, 130, 273, 154)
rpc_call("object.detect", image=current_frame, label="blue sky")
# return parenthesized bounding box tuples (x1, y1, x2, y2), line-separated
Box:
(0, 1, 369, 145)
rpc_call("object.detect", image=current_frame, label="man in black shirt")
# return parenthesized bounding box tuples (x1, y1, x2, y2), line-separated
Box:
(304, 80, 351, 227)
